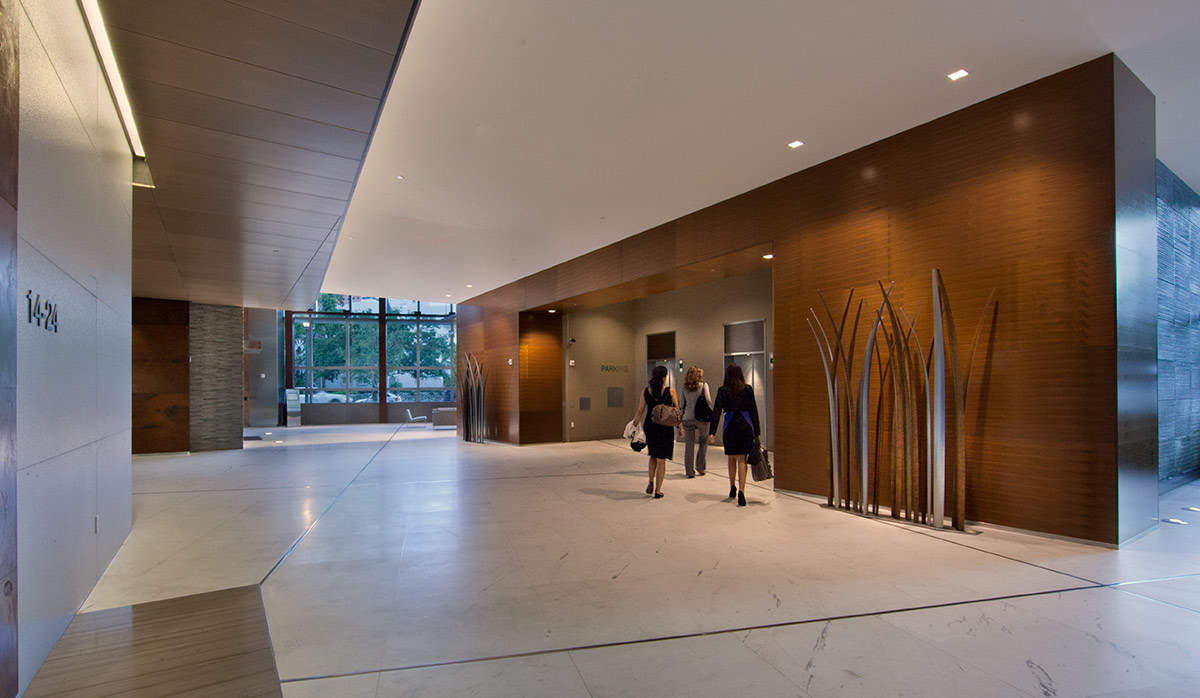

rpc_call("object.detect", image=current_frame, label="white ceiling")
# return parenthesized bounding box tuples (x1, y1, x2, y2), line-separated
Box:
(324, 0, 1200, 303)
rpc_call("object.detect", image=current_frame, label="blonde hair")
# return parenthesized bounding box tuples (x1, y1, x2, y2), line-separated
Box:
(684, 366, 703, 391)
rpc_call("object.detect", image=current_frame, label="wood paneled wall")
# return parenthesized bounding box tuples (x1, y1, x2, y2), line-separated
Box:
(133, 298, 190, 453)
(518, 313, 563, 444)
(458, 55, 1156, 543)
(0, 0, 17, 690)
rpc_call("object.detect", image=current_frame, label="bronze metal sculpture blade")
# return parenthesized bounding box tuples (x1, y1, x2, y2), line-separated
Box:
(872, 343, 889, 516)
(818, 290, 860, 510)
(857, 284, 893, 514)
(901, 307, 933, 524)
(931, 271, 947, 528)
(878, 283, 913, 520)
(808, 314, 841, 506)
(935, 270, 967, 531)
(964, 288, 998, 398)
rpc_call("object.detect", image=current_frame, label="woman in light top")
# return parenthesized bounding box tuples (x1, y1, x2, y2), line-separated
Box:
(708, 363, 760, 506)
(679, 365, 711, 478)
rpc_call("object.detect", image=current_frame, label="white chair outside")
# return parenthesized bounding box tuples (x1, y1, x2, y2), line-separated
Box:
(403, 408, 429, 428)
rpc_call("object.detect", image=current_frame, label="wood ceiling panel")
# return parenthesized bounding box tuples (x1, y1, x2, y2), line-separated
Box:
(155, 207, 332, 245)
(146, 147, 354, 200)
(112, 29, 379, 131)
(128, 78, 370, 160)
(139, 117, 361, 181)
(102, 0, 397, 97)
(149, 191, 342, 230)
(101, 0, 415, 309)
(150, 172, 349, 218)
(227, 0, 417, 54)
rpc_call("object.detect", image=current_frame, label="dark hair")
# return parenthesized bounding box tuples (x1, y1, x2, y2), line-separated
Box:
(723, 363, 745, 395)
(649, 365, 668, 395)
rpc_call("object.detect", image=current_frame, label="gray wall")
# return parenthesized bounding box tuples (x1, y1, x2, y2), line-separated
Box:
(563, 302, 637, 441)
(633, 270, 773, 450)
(563, 270, 774, 449)
(189, 303, 243, 451)
(15, 0, 133, 689)
(1157, 159, 1200, 486)
(245, 308, 282, 427)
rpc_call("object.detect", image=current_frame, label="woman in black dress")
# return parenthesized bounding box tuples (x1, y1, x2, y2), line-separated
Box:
(708, 363, 760, 506)
(632, 365, 682, 498)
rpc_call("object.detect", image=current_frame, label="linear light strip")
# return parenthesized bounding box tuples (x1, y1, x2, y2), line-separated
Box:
(77, 0, 145, 157)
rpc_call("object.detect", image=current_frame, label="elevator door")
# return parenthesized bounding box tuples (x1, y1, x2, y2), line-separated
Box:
(646, 331, 675, 391)
(724, 320, 766, 435)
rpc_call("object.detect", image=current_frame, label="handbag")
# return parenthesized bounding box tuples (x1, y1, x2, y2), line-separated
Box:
(693, 384, 713, 422)
(649, 387, 681, 426)
(749, 437, 772, 481)
(651, 403, 682, 426)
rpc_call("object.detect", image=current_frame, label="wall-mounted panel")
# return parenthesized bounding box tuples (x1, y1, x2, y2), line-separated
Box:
(1156, 161, 1200, 488)
(189, 303, 244, 451)
(132, 298, 189, 453)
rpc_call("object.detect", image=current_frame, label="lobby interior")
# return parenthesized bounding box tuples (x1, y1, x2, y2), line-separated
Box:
(6, 1, 1200, 697)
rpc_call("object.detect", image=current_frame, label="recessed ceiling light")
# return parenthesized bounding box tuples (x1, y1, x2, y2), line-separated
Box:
(445, 294, 452, 298)
(763, 254, 774, 260)
(787, 141, 804, 149)
(948, 69, 969, 81)
(396, 175, 404, 179)
(548, 309, 556, 313)
(272, 249, 279, 254)
(466, 284, 473, 288)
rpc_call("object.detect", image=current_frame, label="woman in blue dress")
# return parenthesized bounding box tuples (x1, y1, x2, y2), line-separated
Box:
(708, 363, 760, 506)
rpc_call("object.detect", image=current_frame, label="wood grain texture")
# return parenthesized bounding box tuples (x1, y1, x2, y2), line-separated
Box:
(519, 313, 563, 444)
(460, 56, 1152, 543)
(133, 298, 190, 454)
(23, 586, 282, 698)
(100, 0, 419, 309)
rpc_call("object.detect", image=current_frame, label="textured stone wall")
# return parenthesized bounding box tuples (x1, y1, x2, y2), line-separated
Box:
(1157, 160, 1200, 485)
(189, 303, 244, 451)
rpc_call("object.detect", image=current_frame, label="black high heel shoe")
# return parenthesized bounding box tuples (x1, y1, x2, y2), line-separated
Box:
(737, 490, 747, 507)
(729, 484, 737, 499)
(646, 482, 654, 495)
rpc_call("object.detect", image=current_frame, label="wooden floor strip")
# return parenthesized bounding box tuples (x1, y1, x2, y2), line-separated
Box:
(24, 586, 282, 698)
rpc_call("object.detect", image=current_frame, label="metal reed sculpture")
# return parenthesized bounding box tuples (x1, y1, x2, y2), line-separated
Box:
(459, 353, 487, 443)
(809, 269, 996, 530)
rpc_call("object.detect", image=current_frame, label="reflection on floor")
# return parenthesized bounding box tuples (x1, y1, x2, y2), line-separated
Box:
(72, 425, 1200, 697)
(24, 586, 281, 697)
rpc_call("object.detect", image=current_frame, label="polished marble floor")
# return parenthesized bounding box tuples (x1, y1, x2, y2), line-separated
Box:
(82, 424, 1200, 697)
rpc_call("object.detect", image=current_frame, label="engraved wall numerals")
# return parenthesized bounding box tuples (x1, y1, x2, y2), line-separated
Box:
(26, 290, 59, 333)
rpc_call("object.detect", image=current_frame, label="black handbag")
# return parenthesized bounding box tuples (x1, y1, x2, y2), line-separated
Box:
(693, 385, 713, 422)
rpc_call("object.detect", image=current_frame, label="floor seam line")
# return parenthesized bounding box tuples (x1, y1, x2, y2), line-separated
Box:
(258, 427, 405, 586)
(277, 582, 1104, 684)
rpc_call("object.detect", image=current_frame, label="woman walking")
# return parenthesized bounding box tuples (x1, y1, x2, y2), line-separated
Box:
(632, 365, 682, 498)
(679, 366, 711, 478)
(708, 363, 760, 506)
